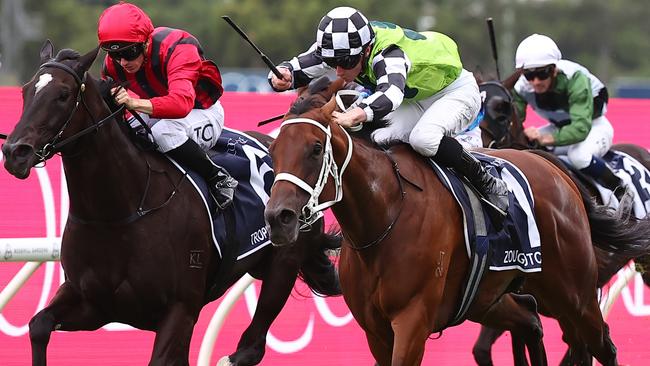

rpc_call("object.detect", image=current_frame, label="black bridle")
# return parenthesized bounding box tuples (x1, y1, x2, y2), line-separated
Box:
(32, 61, 125, 161)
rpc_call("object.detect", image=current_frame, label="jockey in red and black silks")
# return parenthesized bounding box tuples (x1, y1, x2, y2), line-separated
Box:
(101, 27, 223, 116)
(97, 2, 237, 209)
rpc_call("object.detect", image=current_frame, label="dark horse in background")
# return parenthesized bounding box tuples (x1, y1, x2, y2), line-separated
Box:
(1, 40, 341, 366)
(264, 77, 650, 365)
(473, 71, 650, 365)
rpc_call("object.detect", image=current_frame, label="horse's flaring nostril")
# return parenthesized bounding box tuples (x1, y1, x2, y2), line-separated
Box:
(278, 209, 297, 226)
(12, 144, 35, 160)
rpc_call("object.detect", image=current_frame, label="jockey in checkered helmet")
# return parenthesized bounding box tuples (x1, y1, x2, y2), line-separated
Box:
(268, 6, 511, 216)
(315, 7, 375, 63)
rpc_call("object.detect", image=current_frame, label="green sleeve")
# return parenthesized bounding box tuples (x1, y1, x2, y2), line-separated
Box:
(552, 73, 593, 146)
(512, 90, 528, 122)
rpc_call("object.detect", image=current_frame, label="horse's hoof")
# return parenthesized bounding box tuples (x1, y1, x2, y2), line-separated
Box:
(217, 356, 234, 366)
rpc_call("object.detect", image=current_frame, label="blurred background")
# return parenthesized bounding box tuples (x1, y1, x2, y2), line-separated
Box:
(1, 0, 649, 95)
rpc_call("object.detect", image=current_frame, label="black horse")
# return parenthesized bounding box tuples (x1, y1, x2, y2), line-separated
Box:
(1, 40, 341, 366)
(473, 73, 650, 366)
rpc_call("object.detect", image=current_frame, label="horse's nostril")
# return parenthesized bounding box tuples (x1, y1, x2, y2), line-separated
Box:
(13, 144, 34, 159)
(278, 209, 297, 226)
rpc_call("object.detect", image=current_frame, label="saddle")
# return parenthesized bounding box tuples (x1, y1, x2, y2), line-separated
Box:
(560, 150, 650, 219)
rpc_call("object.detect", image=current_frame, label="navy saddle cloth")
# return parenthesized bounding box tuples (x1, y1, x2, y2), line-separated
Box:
(429, 152, 542, 273)
(170, 128, 275, 260)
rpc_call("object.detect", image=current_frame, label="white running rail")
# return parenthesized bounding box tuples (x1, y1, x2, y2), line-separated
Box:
(0, 238, 61, 312)
(1, 237, 256, 365)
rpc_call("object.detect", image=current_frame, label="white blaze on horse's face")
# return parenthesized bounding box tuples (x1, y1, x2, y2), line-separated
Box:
(34, 73, 53, 95)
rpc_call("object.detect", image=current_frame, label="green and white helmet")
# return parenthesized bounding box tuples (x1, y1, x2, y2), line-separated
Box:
(515, 34, 561, 69)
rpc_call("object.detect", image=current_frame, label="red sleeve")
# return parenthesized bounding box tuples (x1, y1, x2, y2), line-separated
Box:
(149, 44, 201, 118)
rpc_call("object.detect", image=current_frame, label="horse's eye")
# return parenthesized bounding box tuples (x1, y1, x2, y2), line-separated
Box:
(58, 90, 70, 102)
(312, 142, 323, 156)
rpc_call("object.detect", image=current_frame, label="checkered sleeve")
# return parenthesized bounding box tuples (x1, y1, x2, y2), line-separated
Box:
(268, 43, 331, 90)
(358, 46, 411, 122)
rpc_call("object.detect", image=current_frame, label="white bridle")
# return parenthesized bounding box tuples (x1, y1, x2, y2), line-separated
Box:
(273, 117, 353, 229)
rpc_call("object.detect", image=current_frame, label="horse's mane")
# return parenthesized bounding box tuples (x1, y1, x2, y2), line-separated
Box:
(289, 77, 393, 146)
(50, 48, 118, 112)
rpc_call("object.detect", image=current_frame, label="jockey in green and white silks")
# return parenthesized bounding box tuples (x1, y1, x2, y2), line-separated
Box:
(269, 7, 510, 215)
(513, 33, 626, 197)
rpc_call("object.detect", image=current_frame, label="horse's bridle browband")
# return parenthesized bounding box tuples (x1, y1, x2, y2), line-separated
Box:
(35, 61, 125, 161)
(275, 117, 407, 250)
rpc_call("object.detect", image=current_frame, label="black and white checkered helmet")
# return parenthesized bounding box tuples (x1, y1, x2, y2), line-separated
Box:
(316, 7, 375, 58)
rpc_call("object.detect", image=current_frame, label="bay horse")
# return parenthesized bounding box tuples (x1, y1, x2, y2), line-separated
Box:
(264, 77, 650, 366)
(472, 76, 650, 365)
(1, 40, 341, 366)
(478, 76, 650, 286)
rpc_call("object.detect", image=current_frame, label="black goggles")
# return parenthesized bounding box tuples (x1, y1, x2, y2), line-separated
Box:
(322, 54, 362, 70)
(523, 65, 554, 81)
(107, 44, 144, 62)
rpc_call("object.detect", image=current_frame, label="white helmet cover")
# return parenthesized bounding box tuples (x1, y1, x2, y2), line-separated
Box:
(515, 34, 562, 69)
(316, 7, 375, 58)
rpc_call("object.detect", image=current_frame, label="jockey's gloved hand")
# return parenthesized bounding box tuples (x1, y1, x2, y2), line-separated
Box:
(99, 77, 120, 110)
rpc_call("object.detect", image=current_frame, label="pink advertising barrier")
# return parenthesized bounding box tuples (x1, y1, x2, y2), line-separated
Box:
(1, 87, 650, 365)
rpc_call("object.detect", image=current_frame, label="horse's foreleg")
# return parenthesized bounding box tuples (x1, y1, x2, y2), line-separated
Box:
(365, 331, 393, 366)
(226, 253, 299, 366)
(30, 281, 107, 366)
(470, 293, 546, 366)
(389, 304, 431, 366)
(149, 302, 198, 366)
(472, 326, 505, 366)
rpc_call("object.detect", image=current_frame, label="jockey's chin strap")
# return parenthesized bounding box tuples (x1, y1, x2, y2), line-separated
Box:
(274, 117, 353, 230)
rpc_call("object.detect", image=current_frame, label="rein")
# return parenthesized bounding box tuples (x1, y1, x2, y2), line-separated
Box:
(67, 158, 187, 226)
(344, 150, 406, 251)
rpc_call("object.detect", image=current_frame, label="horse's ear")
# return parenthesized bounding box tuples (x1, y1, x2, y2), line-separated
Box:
(40, 39, 54, 64)
(321, 95, 337, 117)
(327, 78, 347, 96)
(78, 46, 100, 73)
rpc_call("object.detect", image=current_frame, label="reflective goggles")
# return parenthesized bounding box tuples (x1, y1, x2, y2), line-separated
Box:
(523, 65, 555, 81)
(106, 44, 144, 62)
(322, 54, 362, 70)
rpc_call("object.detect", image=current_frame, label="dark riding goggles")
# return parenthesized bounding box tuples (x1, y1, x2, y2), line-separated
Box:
(104, 43, 144, 62)
(523, 65, 555, 81)
(322, 54, 362, 70)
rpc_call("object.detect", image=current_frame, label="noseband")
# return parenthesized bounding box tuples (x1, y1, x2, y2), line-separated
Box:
(273, 117, 353, 230)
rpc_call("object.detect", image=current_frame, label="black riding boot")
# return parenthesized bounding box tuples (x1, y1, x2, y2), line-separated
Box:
(435, 136, 510, 215)
(581, 156, 630, 202)
(457, 150, 510, 215)
(167, 139, 238, 209)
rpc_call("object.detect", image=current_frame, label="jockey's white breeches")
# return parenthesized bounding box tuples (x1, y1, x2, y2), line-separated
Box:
(539, 114, 614, 169)
(370, 69, 482, 156)
(131, 100, 225, 152)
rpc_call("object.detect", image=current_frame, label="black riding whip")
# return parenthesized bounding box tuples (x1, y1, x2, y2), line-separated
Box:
(221, 16, 285, 80)
(257, 113, 285, 127)
(486, 18, 501, 80)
